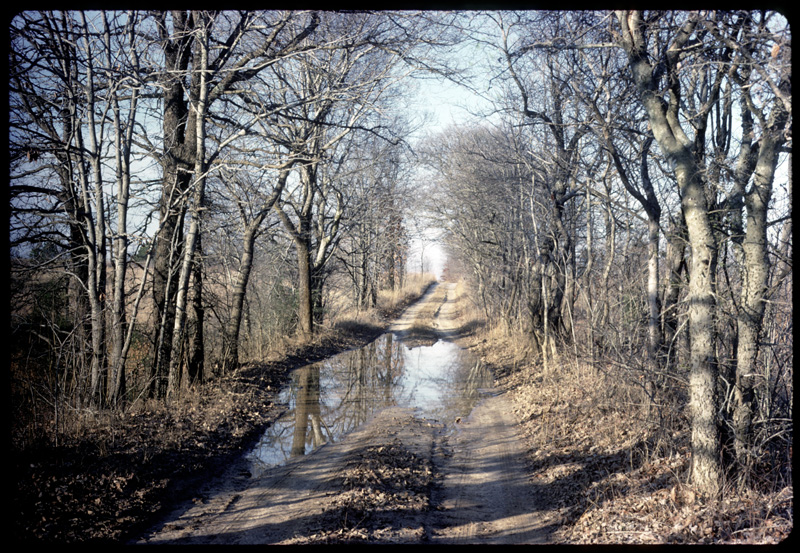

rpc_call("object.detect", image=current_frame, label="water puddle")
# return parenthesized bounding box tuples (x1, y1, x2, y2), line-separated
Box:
(245, 333, 492, 477)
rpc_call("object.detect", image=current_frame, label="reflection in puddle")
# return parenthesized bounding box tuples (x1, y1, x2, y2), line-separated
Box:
(246, 334, 492, 476)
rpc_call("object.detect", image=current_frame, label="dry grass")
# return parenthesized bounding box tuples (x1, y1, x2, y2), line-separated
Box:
(376, 273, 438, 320)
(449, 279, 793, 545)
(314, 273, 439, 348)
(507, 355, 790, 544)
(320, 273, 438, 333)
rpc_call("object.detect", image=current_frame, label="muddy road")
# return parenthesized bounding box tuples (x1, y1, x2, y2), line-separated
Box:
(137, 282, 555, 544)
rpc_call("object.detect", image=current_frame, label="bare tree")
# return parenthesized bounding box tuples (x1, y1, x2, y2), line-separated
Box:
(213, 161, 296, 373)
(420, 122, 540, 333)
(10, 11, 155, 408)
(614, 8, 725, 497)
(611, 9, 793, 495)
(704, 11, 791, 480)
(271, 11, 422, 337)
(489, 11, 596, 353)
(147, 10, 320, 397)
(335, 136, 410, 311)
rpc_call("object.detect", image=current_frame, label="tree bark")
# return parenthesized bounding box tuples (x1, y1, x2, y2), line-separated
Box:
(733, 105, 788, 474)
(166, 16, 209, 399)
(150, 10, 196, 398)
(662, 211, 688, 369)
(223, 223, 260, 372)
(107, 13, 140, 405)
(295, 228, 315, 338)
(616, 10, 722, 496)
(186, 231, 205, 387)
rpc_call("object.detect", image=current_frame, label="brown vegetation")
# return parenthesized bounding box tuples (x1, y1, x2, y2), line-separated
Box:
(452, 282, 792, 545)
(11, 274, 437, 543)
(9, 9, 792, 546)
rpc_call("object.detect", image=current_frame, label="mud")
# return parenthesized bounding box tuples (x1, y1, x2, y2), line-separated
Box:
(137, 282, 554, 544)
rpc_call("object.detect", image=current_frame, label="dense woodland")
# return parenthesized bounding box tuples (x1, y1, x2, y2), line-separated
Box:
(10, 8, 791, 521)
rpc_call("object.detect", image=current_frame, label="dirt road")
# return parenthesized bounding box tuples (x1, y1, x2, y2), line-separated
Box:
(422, 283, 553, 543)
(137, 282, 554, 544)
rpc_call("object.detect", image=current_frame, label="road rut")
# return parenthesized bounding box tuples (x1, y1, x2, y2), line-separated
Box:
(138, 282, 553, 544)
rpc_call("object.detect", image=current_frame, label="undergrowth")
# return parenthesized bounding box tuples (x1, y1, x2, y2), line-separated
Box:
(450, 280, 793, 545)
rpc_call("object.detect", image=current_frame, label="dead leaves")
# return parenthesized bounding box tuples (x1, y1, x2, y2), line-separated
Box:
(669, 483, 696, 507)
(336, 441, 433, 520)
(502, 353, 792, 545)
(287, 440, 435, 544)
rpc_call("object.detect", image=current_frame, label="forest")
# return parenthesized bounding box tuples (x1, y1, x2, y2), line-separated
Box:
(9, 10, 792, 543)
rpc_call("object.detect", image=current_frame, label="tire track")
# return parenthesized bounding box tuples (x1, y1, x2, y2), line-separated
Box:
(139, 286, 449, 545)
(139, 281, 552, 544)
(428, 282, 550, 544)
(430, 392, 549, 544)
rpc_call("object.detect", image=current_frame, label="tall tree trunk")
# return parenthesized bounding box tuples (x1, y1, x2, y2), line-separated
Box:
(662, 211, 688, 369)
(311, 267, 326, 326)
(277, 163, 342, 340)
(108, 21, 139, 404)
(732, 106, 788, 476)
(74, 122, 107, 408)
(598, 187, 616, 337)
(296, 235, 315, 338)
(223, 166, 292, 371)
(616, 10, 722, 496)
(646, 218, 662, 364)
(150, 10, 196, 398)
(108, 160, 130, 404)
(681, 148, 722, 499)
(186, 231, 205, 386)
(224, 224, 259, 373)
(77, 16, 108, 407)
(166, 18, 208, 399)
